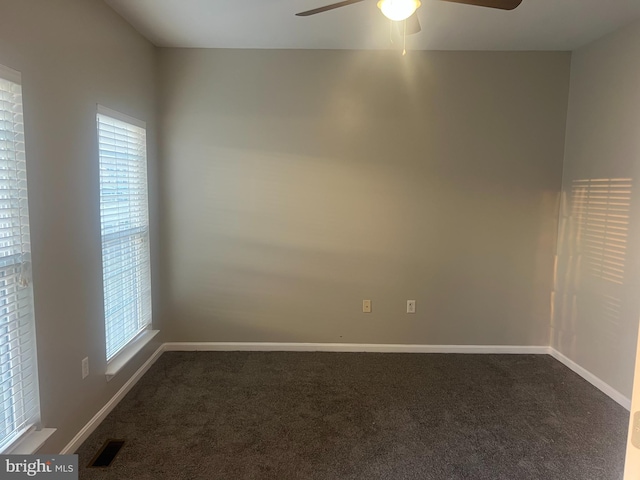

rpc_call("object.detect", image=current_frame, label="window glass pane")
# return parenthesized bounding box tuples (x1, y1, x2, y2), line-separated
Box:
(0, 67, 39, 452)
(97, 110, 151, 361)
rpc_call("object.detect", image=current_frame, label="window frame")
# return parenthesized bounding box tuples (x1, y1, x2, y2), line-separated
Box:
(96, 105, 154, 369)
(0, 63, 48, 454)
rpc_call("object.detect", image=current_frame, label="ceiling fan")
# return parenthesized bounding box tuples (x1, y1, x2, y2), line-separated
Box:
(296, 0, 523, 36)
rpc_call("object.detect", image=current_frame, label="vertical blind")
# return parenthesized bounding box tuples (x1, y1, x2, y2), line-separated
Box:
(97, 107, 152, 361)
(0, 66, 40, 452)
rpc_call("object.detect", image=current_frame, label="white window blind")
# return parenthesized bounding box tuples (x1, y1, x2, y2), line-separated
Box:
(97, 107, 152, 361)
(0, 65, 40, 452)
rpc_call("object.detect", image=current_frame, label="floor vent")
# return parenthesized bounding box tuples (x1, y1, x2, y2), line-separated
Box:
(88, 439, 125, 468)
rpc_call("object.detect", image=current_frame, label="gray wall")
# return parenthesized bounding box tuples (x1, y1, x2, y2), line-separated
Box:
(554, 20, 640, 399)
(0, 0, 162, 453)
(158, 49, 570, 346)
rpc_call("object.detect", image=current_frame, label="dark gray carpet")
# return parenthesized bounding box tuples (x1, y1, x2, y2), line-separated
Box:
(76, 352, 628, 479)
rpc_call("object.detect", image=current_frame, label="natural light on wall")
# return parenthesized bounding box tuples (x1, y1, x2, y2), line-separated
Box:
(0, 65, 40, 452)
(97, 107, 152, 362)
(571, 178, 632, 285)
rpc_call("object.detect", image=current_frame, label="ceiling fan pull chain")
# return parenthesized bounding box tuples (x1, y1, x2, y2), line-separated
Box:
(403, 18, 407, 55)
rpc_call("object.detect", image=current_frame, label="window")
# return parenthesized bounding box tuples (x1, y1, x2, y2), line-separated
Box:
(97, 106, 152, 362)
(0, 65, 40, 452)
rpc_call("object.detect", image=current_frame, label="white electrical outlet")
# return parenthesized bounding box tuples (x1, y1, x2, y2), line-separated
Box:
(407, 300, 416, 314)
(363, 299, 372, 313)
(82, 357, 89, 380)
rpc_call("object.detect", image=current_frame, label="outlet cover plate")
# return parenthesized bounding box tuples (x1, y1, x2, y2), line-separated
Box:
(407, 300, 416, 314)
(363, 300, 371, 313)
(632, 411, 640, 449)
(82, 357, 89, 380)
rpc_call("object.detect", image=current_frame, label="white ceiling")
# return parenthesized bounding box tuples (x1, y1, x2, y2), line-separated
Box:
(105, 0, 640, 51)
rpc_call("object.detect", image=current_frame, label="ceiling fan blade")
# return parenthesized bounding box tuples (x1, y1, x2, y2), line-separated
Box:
(296, 0, 368, 16)
(440, 0, 523, 10)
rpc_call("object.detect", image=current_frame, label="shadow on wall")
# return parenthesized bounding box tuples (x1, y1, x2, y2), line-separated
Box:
(162, 143, 559, 344)
(158, 50, 568, 345)
(552, 177, 636, 374)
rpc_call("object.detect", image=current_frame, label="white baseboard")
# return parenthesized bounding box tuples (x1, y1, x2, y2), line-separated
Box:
(548, 347, 631, 410)
(60, 342, 630, 455)
(163, 342, 550, 354)
(60, 344, 165, 455)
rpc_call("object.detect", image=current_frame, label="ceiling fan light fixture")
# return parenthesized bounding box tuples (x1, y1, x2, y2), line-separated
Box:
(377, 0, 421, 21)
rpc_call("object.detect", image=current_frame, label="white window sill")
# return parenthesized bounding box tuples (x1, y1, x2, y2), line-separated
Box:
(5, 428, 56, 454)
(106, 330, 159, 381)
